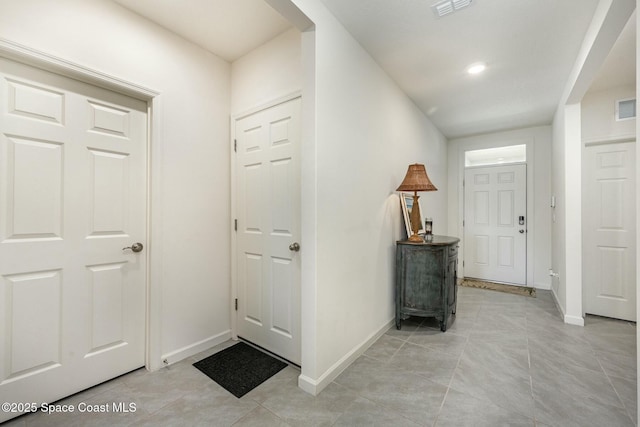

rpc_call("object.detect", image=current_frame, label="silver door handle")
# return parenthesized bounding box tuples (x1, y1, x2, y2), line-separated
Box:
(123, 242, 144, 252)
(289, 242, 300, 252)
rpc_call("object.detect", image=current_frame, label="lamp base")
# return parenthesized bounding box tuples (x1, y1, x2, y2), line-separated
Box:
(408, 233, 423, 242)
(408, 192, 423, 243)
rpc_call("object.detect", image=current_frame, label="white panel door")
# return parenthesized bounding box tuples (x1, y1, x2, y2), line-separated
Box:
(0, 58, 146, 422)
(584, 142, 636, 321)
(235, 98, 301, 364)
(464, 164, 527, 285)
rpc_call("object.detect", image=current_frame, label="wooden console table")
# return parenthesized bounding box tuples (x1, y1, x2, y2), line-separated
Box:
(395, 235, 460, 331)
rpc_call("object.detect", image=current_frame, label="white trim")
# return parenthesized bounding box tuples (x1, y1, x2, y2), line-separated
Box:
(297, 373, 320, 395)
(564, 314, 585, 326)
(232, 90, 302, 120)
(161, 330, 232, 365)
(464, 161, 527, 170)
(550, 286, 585, 326)
(0, 38, 158, 100)
(583, 134, 636, 146)
(297, 319, 393, 396)
(230, 92, 303, 352)
(230, 113, 238, 342)
(0, 39, 164, 370)
(550, 286, 565, 316)
(146, 95, 165, 371)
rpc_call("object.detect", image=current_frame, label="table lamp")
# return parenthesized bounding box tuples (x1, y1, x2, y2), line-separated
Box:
(397, 163, 437, 242)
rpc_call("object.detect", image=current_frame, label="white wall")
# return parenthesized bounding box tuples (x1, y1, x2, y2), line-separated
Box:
(563, 104, 584, 325)
(551, 0, 635, 326)
(447, 126, 552, 289)
(269, 0, 448, 394)
(582, 85, 636, 142)
(231, 28, 301, 114)
(551, 103, 585, 324)
(551, 106, 567, 308)
(636, 10, 640, 424)
(0, 0, 232, 366)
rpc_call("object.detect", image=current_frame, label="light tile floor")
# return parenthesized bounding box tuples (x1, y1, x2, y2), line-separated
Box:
(4, 287, 637, 426)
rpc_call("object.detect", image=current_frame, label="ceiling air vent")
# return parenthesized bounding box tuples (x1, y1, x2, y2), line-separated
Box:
(616, 98, 636, 121)
(432, 0, 473, 18)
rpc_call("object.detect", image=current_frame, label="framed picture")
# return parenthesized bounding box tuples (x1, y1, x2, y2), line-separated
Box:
(400, 192, 425, 238)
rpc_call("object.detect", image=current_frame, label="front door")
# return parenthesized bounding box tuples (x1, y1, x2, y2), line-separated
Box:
(464, 164, 527, 285)
(235, 97, 301, 364)
(584, 141, 636, 321)
(0, 58, 147, 422)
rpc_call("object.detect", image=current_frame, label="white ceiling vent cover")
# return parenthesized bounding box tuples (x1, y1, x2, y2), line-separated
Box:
(616, 98, 636, 121)
(432, 0, 473, 18)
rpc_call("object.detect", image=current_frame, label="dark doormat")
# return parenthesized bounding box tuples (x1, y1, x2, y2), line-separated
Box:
(193, 342, 287, 398)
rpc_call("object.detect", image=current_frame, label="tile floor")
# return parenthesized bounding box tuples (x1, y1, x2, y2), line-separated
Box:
(4, 287, 637, 426)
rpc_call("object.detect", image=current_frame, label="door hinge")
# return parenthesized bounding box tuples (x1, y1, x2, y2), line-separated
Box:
(234, 219, 237, 231)
(235, 298, 238, 311)
(234, 139, 237, 152)
(463, 220, 465, 227)
(463, 261, 465, 267)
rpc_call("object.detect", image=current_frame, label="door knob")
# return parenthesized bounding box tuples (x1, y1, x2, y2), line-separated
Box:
(519, 230, 525, 234)
(123, 242, 144, 252)
(289, 242, 300, 252)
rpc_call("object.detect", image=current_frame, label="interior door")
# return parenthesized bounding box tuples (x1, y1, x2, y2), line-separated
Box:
(0, 58, 147, 422)
(235, 97, 301, 364)
(584, 141, 636, 321)
(464, 164, 527, 285)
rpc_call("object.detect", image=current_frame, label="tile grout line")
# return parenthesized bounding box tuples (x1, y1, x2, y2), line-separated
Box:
(431, 315, 472, 427)
(591, 341, 636, 425)
(524, 314, 539, 426)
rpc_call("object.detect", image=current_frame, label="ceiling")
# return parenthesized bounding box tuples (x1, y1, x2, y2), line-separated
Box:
(113, 0, 292, 62)
(113, 0, 635, 139)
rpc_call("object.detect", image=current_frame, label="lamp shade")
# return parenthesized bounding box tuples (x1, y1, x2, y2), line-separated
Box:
(396, 163, 437, 192)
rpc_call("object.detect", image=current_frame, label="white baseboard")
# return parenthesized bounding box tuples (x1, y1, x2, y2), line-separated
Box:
(297, 374, 319, 395)
(550, 287, 564, 316)
(298, 319, 393, 396)
(160, 330, 231, 367)
(564, 314, 585, 326)
(550, 288, 584, 327)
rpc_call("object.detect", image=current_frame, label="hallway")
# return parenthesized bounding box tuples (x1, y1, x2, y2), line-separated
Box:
(5, 287, 636, 426)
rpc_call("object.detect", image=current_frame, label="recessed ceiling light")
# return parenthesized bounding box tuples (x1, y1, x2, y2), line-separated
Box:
(466, 62, 486, 75)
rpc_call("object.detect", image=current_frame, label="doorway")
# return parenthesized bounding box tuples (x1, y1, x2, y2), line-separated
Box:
(233, 96, 302, 365)
(464, 163, 527, 285)
(0, 57, 147, 422)
(583, 141, 636, 321)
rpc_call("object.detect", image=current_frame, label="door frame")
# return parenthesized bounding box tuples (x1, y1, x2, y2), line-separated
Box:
(229, 91, 302, 348)
(0, 38, 165, 371)
(454, 139, 538, 287)
(463, 162, 528, 285)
